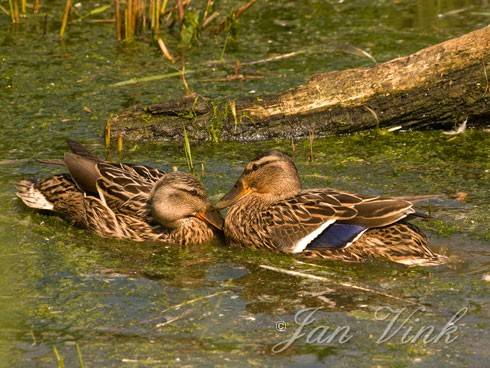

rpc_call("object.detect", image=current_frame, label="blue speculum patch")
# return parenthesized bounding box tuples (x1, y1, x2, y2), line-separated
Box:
(307, 223, 367, 249)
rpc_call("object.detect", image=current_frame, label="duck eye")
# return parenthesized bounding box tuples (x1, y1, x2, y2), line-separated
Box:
(189, 189, 200, 197)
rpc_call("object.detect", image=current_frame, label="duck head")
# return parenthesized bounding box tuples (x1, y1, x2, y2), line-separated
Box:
(217, 150, 301, 209)
(151, 172, 223, 230)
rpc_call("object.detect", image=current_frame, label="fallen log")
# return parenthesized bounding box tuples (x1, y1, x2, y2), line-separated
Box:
(108, 25, 490, 143)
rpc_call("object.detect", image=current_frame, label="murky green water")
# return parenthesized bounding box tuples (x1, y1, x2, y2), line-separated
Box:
(1, 0, 489, 366)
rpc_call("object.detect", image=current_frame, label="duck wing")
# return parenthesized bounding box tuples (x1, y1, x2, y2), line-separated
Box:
(264, 189, 417, 253)
(320, 187, 379, 203)
(95, 162, 165, 220)
(263, 189, 358, 253)
(342, 198, 415, 227)
(320, 187, 416, 227)
(63, 152, 100, 194)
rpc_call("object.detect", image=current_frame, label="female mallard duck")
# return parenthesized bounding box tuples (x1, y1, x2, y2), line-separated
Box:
(217, 150, 444, 265)
(16, 141, 223, 245)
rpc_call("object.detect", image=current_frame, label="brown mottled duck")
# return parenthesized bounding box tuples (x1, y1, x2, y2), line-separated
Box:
(16, 141, 222, 245)
(217, 150, 445, 265)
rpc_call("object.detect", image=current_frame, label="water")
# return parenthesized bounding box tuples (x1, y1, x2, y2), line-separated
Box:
(1, 0, 489, 366)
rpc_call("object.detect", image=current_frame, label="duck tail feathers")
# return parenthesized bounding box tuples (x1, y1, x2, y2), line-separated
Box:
(16, 180, 54, 211)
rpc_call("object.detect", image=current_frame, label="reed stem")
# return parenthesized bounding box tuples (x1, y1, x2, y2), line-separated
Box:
(180, 65, 191, 95)
(203, 0, 213, 21)
(183, 127, 194, 172)
(34, 0, 40, 13)
(157, 37, 175, 63)
(154, 0, 161, 34)
(125, 0, 132, 40)
(117, 131, 124, 155)
(114, 0, 121, 41)
(75, 344, 85, 368)
(11, 0, 20, 23)
(177, 0, 184, 27)
(52, 346, 65, 368)
(8, 0, 15, 23)
(160, 0, 168, 15)
(60, 0, 72, 38)
(104, 118, 112, 148)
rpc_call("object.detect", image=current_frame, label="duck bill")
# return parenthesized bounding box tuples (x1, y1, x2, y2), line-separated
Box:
(196, 207, 224, 230)
(216, 183, 252, 209)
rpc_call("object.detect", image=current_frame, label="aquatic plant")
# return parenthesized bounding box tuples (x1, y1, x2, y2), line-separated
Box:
(1, 0, 258, 61)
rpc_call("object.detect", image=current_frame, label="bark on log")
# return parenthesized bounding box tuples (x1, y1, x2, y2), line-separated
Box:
(108, 25, 490, 143)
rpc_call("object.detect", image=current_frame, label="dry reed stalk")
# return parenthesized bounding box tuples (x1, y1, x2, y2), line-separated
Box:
(180, 65, 191, 95)
(149, 0, 156, 31)
(9, 0, 20, 23)
(0, 4, 10, 16)
(160, 0, 169, 15)
(104, 119, 112, 148)
(154, 0, 167, 34)
(235, 0, 257, 18)
(34, 0, 40, 13)
(130, 0, 136, 38)
(157, 37, 175, 63)
(13, 0, 20, 22)
(141, 0, 147, 32)
(229, 100, 238, 130)
(183, 127, 194, 172)
(52, 346, 64, 368)
(308, 131, 314, 162)
(125, 0, 132, 39)
(114, 0, 121, 40)
(364, 105, 380, 129)
(122, 0, 146, 40)
(75, 344, 85, 368)
(60, 0, 72, 37)
(117, 131, 124, 154)
(217, 0, 257, 32)
(21, 0, 26, 14)
(154, 0, 161, 34)
(134, 0, 141, 32)
(149, 0, 154, 27)
(177, 0, 185, 26)
(8, 0, 14, 23)
(202, 11, 219, 28)
(164, 1, 175, 22)
(203, 0, 213, 20)
(242, 50, 306, 66)
(85, 19, 116, 23)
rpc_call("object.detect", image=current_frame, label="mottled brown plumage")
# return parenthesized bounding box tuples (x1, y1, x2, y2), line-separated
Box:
(16, 142, 222, 245)
(217, 150, 444, 265)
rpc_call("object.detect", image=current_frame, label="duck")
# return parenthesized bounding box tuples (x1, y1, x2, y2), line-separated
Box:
(216, 150, 445, 265)
(16, 141, 223, 245)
